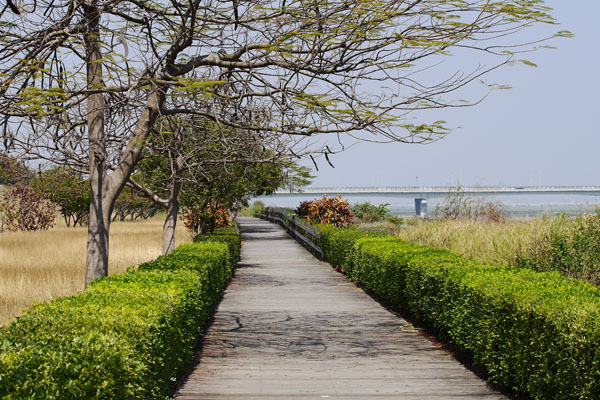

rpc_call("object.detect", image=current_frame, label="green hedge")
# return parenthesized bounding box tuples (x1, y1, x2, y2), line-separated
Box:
(0, 237, 239, 399)
(317, 225, 386, 270)
(193, 226, 241, 267)
(320, 226, 600, 399)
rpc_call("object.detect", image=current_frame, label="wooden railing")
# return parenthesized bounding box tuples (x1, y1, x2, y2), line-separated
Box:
(259, 207, 322, 259)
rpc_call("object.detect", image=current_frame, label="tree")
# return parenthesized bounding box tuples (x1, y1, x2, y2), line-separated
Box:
(0, 0, 565, 285)
(112, 184, 160, 222)
(180, 159, 308, 235)
(129, 111, 296, 253)
(35, 167, 90, 227)
(131, 113, 312, 249)
(278, 164, 314, 194)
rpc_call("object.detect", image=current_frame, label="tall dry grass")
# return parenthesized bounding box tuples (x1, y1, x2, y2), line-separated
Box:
(0, 216, 192, 326)
(358, 217, 570, 268)
(394, 218, 558, 266)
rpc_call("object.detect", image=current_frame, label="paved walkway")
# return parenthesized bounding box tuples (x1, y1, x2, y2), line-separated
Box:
(175, 217, 505, 399)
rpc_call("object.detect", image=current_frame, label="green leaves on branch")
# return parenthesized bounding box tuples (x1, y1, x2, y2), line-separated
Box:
(35, 167, 90, 227)
(14, 87, 68, 117)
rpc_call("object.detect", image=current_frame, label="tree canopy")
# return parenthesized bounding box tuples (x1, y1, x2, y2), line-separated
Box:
(0, 0, 565, 285)
(35, 166, 90, 227)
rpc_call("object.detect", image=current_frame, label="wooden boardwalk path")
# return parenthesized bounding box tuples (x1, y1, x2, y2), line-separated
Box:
(175, 217, 505, 399)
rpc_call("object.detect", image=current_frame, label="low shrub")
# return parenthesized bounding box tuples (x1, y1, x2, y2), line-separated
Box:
(193, 226, 241, 267)
(517, 212, 600, 285)
(402, 256, 600, 399)
(385, 215, 404, 226)
(304, 195, 353, 227)
(3, 184, 57, 231)
(0, 239, 239, 399)
(247, 200, 265, 217)
(350, 238, 463, 307)
(318, 225, 386, 271)
(435, 185, 505, 223)
(183, 203, 230, 234)
(319, 225, 600, 399)
(350, 202, 390, 222)
(295, 200, 313, 217)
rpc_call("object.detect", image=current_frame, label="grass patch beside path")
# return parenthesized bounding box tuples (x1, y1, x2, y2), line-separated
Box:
(0, 216, 191, 326)
(362, 215, 600, 285)
(357, 217, 563, 267)
(392, 218, 556, 267)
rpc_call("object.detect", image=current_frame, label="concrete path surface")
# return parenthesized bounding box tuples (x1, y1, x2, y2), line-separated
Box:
(175, 217, 505, 399)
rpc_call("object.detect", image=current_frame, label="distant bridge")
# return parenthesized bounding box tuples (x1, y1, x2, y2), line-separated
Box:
(274, 186, 600, 198)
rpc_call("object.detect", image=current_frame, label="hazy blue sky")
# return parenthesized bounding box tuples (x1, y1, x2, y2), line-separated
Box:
(303, 1, 599, 188)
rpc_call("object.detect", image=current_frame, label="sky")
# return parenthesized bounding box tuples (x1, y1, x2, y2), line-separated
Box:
(302, 1, 600, 188)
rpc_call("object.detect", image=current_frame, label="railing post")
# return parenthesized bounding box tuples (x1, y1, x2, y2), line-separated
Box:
(257, 207, 323, 260)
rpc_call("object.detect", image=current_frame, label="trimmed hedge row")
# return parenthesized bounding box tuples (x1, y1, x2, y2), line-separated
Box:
(193, 226, 241, 267)
(0, 232, 239, 399)
(319, 227, 600, 399)
(317, 225, 386, 270)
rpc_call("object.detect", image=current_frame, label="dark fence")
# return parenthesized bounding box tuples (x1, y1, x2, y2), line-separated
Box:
(259, 207, 322, 259)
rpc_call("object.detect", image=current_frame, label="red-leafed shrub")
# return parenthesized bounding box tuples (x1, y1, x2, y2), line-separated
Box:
(305, 194, 353, 227)
(4, 184, 57, 231)
(295, 200, 313, 217)
(183, 203, 230, 234)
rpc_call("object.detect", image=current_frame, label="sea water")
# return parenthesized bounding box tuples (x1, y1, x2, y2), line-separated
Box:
(251, 192, 600, 218)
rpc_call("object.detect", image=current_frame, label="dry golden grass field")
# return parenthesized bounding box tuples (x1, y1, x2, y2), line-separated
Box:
(395, 218, 555, 266)
(360, 217, 567, 267)
(0, 216, 192, 326)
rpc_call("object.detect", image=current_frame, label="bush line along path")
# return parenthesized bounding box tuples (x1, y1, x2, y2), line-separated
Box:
(175, 217, 503, 399)
(0, 229, 239, 398)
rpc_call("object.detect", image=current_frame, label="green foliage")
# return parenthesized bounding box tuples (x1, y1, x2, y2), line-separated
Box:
(350, 202, 390, 222)
(517, 212, 600, 284)
(350, 238, 464, 307)
(35, 166, 90, 227)
(385, 215, 404, 226)
(319, 225, 600, 399)
(113, 185, 161, 222)
(247, 200, 265, 217)
(179, 159, 298, 234)
(318, 225, 386, 271)
(193, 226, 242, 268)
(139, 242, 231, 282)
(279, 163, 314, 193)
(401, 258, 600, 400)
(0, 239, 240, 399)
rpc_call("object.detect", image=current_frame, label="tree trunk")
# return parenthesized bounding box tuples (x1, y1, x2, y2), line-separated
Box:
(162, 199, 179, 254)
(209, 216, 216, 234)
(85, 191, 111, 287)
(83, 1, 109, 288)
(162, 173, 183, 254)
(84, 89, 165, 287)
(81, 1, 164, 286)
